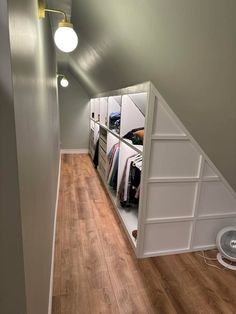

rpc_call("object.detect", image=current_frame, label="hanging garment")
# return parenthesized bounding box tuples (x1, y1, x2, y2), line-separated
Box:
(107, 143, 118, 178)
(135, 184, 140, 199)
(118, 154, 142, 207)
(118, 154, 136, 203)
(127, 163, 141, 205)
(93, 139, 99, 168)
(107, 143, 119, 190)
(108, 147, 119, 189)
(93, 130, 100, 167)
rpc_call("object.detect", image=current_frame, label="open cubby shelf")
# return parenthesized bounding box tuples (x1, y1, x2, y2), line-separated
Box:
(89, 82, 236, 258)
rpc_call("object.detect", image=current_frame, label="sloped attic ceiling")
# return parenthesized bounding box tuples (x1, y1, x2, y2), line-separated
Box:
(52, 0, 236, 191)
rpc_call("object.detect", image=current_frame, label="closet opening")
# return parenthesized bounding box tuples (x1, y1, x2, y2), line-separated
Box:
(89, 88, 147, 249)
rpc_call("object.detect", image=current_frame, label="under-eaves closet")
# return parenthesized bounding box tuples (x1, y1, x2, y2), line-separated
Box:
(89, 82, 236, 258)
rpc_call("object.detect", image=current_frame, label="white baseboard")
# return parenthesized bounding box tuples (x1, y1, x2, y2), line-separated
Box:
(60, 148, 89, 154)
(48, 154, 61, 314)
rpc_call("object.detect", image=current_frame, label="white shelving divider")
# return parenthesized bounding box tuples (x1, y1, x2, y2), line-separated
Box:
(94, 98, 100, 122)
(93, 122, 99, 145)
(90, 98, 95, 119)
(100, 97, 108, 127)
(88, 81, 236, 258)
(90, 119, 95, 131)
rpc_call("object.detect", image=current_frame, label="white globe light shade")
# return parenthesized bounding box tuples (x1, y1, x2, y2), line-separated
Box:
(60, 77, 69, 87)
(54, 22, 78, 53)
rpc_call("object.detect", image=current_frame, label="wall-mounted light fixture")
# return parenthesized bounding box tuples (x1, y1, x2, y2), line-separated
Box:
(38, 0, 78, 53)
(57, 74, 69, 88)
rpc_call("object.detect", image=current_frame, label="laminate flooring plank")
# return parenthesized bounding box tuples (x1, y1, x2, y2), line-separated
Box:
(92, 202, 125, 259)
(152, 254, 217, 314)
(53, 198, 63, 296)
(79, 207, 120, 312)
(106, 255, 151, 314)
(52, 296, 61, 314)
(53, 234, 61, 296)
(136, 259, 177, 314)
(52, 154, 236, 314)
(185, 253, 236, 313)
(54, 293, 90, 314)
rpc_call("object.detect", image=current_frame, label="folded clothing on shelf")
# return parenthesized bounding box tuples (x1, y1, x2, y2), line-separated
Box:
(109, 112, 120, 133)
(123, 127, 144, 145)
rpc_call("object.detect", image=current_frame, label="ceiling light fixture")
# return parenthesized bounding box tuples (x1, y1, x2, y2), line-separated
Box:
(38, 0, 78, 53)
(57, 74, 69, 88)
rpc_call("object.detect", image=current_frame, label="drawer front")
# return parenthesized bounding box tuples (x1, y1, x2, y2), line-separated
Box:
(100, 133, 107, 143)
(100, 138, 107, 151)
(99, 165, 106, 179)
(90, 139, 94, 151)
(99, 146, 106, 161)
(99, 154, 107, 170)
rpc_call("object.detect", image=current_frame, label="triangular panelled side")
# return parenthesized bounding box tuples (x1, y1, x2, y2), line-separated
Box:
(153, 102, 186, 136)
(202, 161, 218, 179)
(89, 82, 236, 258)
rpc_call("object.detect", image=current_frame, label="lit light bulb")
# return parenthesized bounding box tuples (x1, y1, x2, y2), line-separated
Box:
(60, 77, 69, 87)
(54, 22, 78, 53)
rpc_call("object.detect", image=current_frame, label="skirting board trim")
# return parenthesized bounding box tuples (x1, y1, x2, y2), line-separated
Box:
(60, 149, 89, 154)
(48, 153, 61, 314)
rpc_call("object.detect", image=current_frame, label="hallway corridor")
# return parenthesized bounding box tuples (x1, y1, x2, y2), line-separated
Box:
(52, 154, 236, 314)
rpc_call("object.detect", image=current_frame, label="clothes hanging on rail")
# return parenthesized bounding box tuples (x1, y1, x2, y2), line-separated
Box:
(93, 132, 100, 168)
(123, 127, 144, 145)
(118, 154, 142, 207)
(93, 139, 99, 168)
(107, 143, 119, 190)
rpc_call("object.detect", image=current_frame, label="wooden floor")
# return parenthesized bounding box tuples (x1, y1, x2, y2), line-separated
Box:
(52, 154, 236, 314)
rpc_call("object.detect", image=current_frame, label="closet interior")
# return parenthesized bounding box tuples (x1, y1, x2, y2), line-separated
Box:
(89, 82, 236, 258)
(90, 89, 146, 249)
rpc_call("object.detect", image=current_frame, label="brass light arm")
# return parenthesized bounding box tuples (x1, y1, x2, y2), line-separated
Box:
(38, 1, 68, 22)
(44, 8, 67, 22)
(57, 74, 65, 78)
(38, 0, 78, 53)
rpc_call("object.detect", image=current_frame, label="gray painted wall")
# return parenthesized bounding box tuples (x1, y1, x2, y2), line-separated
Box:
(59, 70, 89, 149)
(0, 0, 60, 313)
(0, 1, 26, 313)
(68, 0, 236, 191)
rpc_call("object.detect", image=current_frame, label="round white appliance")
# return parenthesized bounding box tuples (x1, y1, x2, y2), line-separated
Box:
(216, 226, 236, 270)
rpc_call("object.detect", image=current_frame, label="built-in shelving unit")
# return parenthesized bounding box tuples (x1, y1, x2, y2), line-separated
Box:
(89, 89, 146, 249)
(89, 81, 236, 258)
